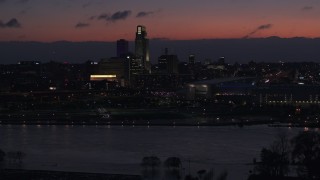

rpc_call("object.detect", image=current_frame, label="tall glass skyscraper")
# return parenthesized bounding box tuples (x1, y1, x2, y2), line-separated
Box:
(135, 25, 150, 73)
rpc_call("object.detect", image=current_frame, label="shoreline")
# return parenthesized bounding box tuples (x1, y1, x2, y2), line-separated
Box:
(0, 120, 319, 128)
(0, 169, 142, 180)
(1, 112, 319, 127)
(0, 117, 276, 127)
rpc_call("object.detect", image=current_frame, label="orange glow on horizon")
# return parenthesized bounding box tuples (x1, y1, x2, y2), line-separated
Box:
(1, 19, 320, 42)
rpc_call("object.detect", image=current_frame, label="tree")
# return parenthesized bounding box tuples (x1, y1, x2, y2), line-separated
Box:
(6, 151, 26, 165)
(164, 157, 182, 180)
(183, 167, 227, 180)
(215, 171, 228, 180)
(141, 156, 161, 170)
(254, 133, 290, 177)
(270, 132, 291, 176)
(141, 156, 161, 179)
(165, 157, 182, 169)
(165, 168, 182, 180)
(0, 149, 5, 162)
(0, 148, 5, 169)
(202, 169, 214, 180)
(291, 131, 320, 179)
(197, 169, 206, 180)
(256, 148, 284, 176)
(185, 174, 199, 180)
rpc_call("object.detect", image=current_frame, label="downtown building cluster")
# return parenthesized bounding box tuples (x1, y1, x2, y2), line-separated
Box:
(1, 25, 320, 110)
(89, 25, 179, 88)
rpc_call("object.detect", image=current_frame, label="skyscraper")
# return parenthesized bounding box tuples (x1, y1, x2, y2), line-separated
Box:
(189, 55, 195, 64)
(116, 39, 129, 58)
(135, 25, 150, 73)
(158, 48, 179, 74)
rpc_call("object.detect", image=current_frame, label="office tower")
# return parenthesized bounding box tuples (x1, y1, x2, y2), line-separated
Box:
(218, 57, 225, 65)
(158, 55, 179, 74)
(158, 48, 179, 74)
(204, 58, 211, 65)
(135, 25, 151, 73)
(189, 55, 195, 64)
(91, 57, 130, 87)
(116, 39, 129, 58)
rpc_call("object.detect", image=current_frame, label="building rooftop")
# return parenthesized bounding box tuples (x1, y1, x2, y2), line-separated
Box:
(189, 77, 256, 85)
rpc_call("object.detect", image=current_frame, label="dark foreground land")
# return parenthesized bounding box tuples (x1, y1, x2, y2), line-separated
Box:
(248, 174, 320, 180)
(0, 169, 142, 180)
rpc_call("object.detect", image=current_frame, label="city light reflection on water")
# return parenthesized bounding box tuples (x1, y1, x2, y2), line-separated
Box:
(0, 125, 309, 180)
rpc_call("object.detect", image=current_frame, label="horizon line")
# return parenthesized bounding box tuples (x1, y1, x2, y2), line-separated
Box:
(1, 36, 320, 43)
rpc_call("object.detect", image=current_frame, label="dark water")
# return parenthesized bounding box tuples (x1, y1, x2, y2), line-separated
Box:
(0, 125, 311, 180)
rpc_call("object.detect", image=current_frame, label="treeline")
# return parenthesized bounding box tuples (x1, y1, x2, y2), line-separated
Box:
(249, 131, 320, 180)
(140, 156, 227, 180)
(0, 149, 26, 169)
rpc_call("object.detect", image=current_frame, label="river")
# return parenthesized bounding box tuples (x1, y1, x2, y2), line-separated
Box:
(0, 124, 311, 180)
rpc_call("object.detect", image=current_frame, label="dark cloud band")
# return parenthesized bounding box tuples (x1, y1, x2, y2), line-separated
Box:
(0, 18, 22, 28)
(136, 11, 154, 18)
(97, 10, 132, 22)
(75, 22, 90, 28)
(243, 24, 272, 39)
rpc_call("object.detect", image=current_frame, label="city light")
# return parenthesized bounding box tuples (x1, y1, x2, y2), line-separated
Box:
(90, 75, 117, 78)
(1, 21, 320, 180)
(90, 75, 117, 81)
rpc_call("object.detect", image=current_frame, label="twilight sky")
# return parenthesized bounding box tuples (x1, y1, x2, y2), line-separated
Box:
(0, 0, 319, 42)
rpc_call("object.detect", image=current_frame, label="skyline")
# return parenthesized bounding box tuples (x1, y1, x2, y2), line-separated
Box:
(0, 0, 320, 42)
(1, 37, 320, 64)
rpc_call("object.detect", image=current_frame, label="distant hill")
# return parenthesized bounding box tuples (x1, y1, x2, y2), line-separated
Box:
(1, 37, 320, 64)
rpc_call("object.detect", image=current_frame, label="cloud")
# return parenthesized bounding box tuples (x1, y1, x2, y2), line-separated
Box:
(302, 6, 313, 11)
(257, 24, 272, 30)
(109, 10, 131, 22)
(0, 18, 22, 28)
(6, 18, 22, 28)
(243, 24, 272, 39)
(97, 13, 109, 20)
(97, 10, 132, 22)
(89, 16, 96, 20)
(136, 11, 154, 18)
(75, 22, 90, 28)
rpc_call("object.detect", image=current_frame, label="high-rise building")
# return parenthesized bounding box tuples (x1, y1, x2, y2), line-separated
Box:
(90, 57, 130, 87)
(158, 48, 179, 74)
(116, 39, 129, 58)
(218, 56, 225, 65)
(135, 25, 150, 73)
(189, 55, 195, 64)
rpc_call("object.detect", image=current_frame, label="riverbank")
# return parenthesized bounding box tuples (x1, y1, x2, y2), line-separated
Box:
(1, 108, 319, 127)
(0, 169, 142, 180)
(0, 116, 277, 127)
(0, 125, 303, 180)
(1, 116, 319, 128)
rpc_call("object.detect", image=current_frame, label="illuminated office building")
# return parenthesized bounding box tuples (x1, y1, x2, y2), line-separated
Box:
(158, 48, 179, 74)
(189, 55, 195, 64)
(90, 57, 129, 87)
(135, 25, 151, 74)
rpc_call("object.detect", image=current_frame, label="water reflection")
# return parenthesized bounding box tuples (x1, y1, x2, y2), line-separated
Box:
(0, 125, 305, 180)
